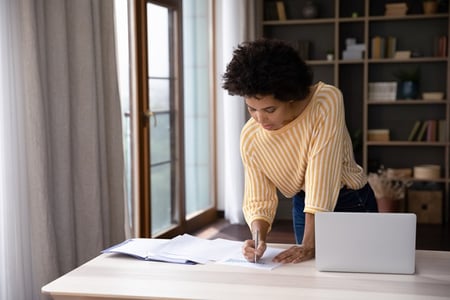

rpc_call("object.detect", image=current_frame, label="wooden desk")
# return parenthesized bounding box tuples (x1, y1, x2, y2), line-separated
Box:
(42, 244, 450, 300)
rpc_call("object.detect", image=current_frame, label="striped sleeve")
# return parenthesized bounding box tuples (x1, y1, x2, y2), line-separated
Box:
(240, 123, 278, 229)
(304, 87, 344, 213)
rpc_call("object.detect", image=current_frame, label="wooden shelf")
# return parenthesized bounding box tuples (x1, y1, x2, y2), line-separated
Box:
(263, 18, 336, 25)
(368, 13, 449, 21)
(258, 0, 450, 223)
(368, 100, 447, 105)
(262, 13, 449, 24)
(367, 141, 447, 146)
(368, 57, 448, 64)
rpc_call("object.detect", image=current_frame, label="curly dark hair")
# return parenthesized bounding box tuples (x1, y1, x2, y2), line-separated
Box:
(222, 39, 313, 102)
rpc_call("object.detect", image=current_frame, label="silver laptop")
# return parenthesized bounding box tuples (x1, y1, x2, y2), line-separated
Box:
(315, 212, 416, 274)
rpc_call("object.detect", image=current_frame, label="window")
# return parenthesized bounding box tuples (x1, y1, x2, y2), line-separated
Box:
(130, 0, 216, 237)
(183, 0, 215, 220)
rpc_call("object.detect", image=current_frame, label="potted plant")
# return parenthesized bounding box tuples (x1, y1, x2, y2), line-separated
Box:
(367, 167, 412, 212)
(394, 67, 420, 99)
(326, 49, 334, 61)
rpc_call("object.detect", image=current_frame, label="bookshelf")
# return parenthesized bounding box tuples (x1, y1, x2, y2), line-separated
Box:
(256, 0, 450, 223)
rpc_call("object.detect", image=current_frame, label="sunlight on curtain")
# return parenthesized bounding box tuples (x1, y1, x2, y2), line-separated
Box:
(114, 0, 133, 236)
(0, 1, 34, 299)
(215, 0, 256, 223)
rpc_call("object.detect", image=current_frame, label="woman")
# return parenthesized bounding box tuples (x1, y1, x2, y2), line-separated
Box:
(222, 39, 378, 264)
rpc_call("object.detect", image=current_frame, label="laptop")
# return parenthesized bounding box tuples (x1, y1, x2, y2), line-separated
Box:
(315, 212, 416, 274)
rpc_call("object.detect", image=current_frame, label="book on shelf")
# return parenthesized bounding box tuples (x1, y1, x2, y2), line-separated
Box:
(435, 35, 448, 57)
(371, 36, 385, 59)
(416, 122, 428, 141)
(438, 120, 446, 142)
(426, 120, 437, 142)
(275, 1, 287, 21)
(416, 121, 429, 141)
(263, 1, 279, 21)
(371, 36, 398, 59)
(386, 36, 397, 58)
(409, 120, 445, 142)
(408, 120, 422, 141)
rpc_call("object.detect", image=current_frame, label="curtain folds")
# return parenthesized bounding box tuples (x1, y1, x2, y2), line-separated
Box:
(0, 0, 125, 299)
(215, 0, 255, 224)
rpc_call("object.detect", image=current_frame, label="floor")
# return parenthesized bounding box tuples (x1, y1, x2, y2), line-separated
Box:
(194, 219, 296, 244)
(193, 218, 450, 251)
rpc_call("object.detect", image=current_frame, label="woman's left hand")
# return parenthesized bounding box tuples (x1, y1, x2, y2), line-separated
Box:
(273, 244, 315, 263)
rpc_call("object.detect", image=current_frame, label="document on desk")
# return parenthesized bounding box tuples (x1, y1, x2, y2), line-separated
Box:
(102, 235, 240, 264)
(101, 238, 194, 264)
(217, 246, 284, 270)
(158, 234, 243, 262)
(102, 235, 284, 269)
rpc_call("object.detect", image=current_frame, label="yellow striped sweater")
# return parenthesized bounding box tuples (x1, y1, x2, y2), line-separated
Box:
(240, 82, 366, 227)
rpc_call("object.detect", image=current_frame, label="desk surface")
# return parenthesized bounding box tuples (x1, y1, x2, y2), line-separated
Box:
(42, 244, 450, 300)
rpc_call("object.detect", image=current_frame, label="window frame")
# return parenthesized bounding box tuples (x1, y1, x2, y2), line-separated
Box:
(133, 0, 217, 238)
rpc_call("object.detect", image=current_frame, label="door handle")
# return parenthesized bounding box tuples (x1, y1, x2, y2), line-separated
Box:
(144, 110, 157, 127)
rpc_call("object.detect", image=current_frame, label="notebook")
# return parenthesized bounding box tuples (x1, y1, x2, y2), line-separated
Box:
(314, 212, 416, 274)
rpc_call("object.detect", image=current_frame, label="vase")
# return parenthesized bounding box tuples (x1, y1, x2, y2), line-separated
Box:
(423, 1, 438, 14)
(302, 1, 318, 19)
(398, 81, 419, 99)
(376, 197, 402, 213)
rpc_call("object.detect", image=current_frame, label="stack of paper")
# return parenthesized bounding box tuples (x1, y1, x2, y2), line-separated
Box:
(102, 234, 284, 270)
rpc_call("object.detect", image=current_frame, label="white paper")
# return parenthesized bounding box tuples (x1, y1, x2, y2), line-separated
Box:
(102, 238, 167, 259)
(156, 234, 212, 264)
(102, 239, 190, 264)
(102, 235, 286, 269)
(209, 238, 244, 261)
(217, 247, 284, 270)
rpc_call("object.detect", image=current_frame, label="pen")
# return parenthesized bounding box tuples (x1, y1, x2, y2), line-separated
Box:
(253, 229, 259, 263)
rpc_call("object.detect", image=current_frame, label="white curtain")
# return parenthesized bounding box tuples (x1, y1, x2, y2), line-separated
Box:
(0, 0, 125, 299)
(215, 0, 256, 224)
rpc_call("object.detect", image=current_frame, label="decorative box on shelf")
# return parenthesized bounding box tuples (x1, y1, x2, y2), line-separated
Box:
(394, 51, 411, 59)
(407, 189, 442, 224)
(413, 164, 441, 180)
(368, 82, 397, 101)
(422, 92, 444, 101)
(368, 129, 390, 141)
(386, 168, 412, 180)
(385, 2, 408, 16)
(342, 40, 365, 60)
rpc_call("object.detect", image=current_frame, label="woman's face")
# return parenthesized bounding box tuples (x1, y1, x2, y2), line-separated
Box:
(245, 95, 301, 131)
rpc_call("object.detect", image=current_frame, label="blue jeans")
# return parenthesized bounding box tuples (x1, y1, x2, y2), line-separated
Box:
(292, 183, 378, 244)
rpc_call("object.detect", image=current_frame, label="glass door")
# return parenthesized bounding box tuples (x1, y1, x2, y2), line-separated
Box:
(147, 1, 177, 232)
(145, 0, 184, 236)
(135, 0, 216, 238)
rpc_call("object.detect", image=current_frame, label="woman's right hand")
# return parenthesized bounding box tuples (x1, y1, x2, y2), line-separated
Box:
(242, 239, 267, 263)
